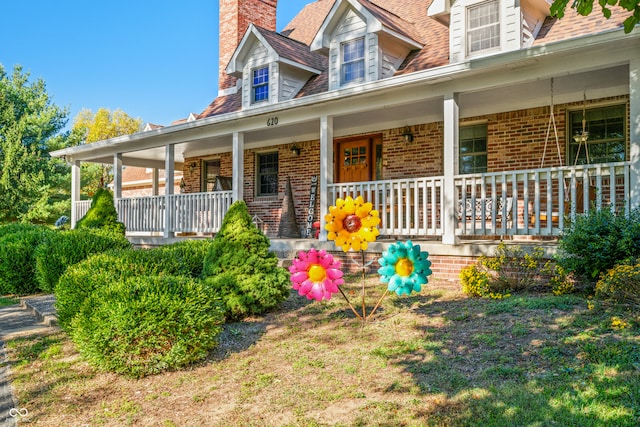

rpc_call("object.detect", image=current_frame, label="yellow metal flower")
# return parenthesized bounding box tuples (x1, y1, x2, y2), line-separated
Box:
(324, 196, 380, 252)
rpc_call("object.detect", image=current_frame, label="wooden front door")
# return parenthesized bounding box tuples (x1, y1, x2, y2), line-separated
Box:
(337, 138, 372, 183)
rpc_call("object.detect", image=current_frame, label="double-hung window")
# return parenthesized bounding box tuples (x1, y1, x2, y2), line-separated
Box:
(467, 1, 500, 55)
(568, 104, 626, 165)
(252, 66, 269, 104)
(202, 159, 221, 192)
(256, 152, 278, 196)
(341, 38, 365, 85)
(459, 124, 488, 174)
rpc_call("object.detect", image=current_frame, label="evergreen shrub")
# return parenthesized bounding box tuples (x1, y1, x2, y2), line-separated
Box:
(0, 227, 53, 295)
(557, 208, 640, 282)
(56, 241, 213, 330)
(201, 201, 289, 320)
(70, 275, 224, 378)
(75, 188, 125, 234)
(0, 223, 44, 240)
(35, 229, 131, 292)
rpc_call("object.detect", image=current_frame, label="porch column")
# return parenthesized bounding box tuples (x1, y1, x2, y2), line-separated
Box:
(70, 160, 81, 229)
(113, 153, 123, 199)
(232, 131, 245, 202)
(442, 93, 459, 245)
(152, 168, 159, 196)
(319, 115, 334, 241)
(164, 144, 175, 238)
(630, 57, 640, 211)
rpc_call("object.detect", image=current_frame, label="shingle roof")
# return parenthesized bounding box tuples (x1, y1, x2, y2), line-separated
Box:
(198, 0, 633, 119)
(254, 25, 327, 72)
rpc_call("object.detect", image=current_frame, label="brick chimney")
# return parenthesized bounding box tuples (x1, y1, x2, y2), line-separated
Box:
(219, 0, 278, 94)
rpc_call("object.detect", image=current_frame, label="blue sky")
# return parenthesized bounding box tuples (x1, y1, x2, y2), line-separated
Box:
(1, 0, 304, 129)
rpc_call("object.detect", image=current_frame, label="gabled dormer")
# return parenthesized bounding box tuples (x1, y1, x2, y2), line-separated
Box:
(310, 0, 423, 91)
(226, 24, 326, 109)
(430, 0, 551, 63)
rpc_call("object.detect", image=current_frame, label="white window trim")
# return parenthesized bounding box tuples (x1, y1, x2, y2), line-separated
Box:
(465, 0, 501, 57)
(340, 37, 366, 86)
(251, 66, 270, 105)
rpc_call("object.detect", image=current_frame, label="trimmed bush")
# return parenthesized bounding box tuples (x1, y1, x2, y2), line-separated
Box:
(35, 229, 131, 292)
(55, 241, 213, 330)
(0, 227, 54, 295)
(70, 275, 224, 378)
(0, 223, 45, 240)
(557, 208, 640, 282)
(76, 188, 125, 234)
(595, 260, 640, 305)
(201, 201, 290, 320)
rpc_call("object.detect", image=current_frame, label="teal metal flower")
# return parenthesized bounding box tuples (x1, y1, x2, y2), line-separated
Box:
(378, 240, 432, 295)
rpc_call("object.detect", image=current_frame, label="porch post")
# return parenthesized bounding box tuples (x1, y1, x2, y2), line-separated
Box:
(70, 160, 81, 229)
(164, 144, 175, 238)
(319, 115, 334, 241)
(113, 153, 123, 199)
(442, 93, 459, 245)
(232, 131, 245, 202)
(152, 168, 159, 196)
(630, 57, 640, 211)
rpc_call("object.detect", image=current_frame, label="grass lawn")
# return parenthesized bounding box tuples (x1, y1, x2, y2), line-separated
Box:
(0, 295, 18, 308)
(4, 277, 639, 426)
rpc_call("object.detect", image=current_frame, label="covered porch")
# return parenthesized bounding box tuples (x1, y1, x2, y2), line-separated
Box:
(56, 34, 639, 251)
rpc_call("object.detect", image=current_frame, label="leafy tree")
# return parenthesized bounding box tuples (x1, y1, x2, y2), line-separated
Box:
(550, 0, 639, 33)
(0, 64, 77, 223)
(72, 108, 143, 196)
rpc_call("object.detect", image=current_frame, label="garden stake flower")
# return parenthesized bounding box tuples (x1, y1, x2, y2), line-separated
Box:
(324, 196, 380, 252)
(378, 240, 432, 296)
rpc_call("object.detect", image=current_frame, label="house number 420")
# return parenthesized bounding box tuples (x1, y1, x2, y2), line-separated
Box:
(267, 117, 279, 126)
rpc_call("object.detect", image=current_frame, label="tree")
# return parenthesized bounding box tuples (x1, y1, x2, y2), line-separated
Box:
(72, 108, 143, 196)
(550, 0, 639, 33)
(0, 64, 77, 224)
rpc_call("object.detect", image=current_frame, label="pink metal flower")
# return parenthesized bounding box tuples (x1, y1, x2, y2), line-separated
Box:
(289, 248, 344, 301)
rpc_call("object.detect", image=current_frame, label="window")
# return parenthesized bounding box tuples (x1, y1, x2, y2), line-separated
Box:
(341, 38, 365, 84)
(568, 104, 626, 165)
(459, 124, 488, 174)
(252, 67, 269, 104)
(257, 152, 278, 196)
(467, 1, 500, 55)
(202, 159, 221, 192)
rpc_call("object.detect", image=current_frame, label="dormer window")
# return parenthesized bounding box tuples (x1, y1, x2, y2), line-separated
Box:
(467, 0, 500, 55)
(341, 38, 365, 84)
(252, 66, 269, 104)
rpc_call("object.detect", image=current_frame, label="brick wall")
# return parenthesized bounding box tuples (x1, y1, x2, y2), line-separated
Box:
(219, 0, 277, 91)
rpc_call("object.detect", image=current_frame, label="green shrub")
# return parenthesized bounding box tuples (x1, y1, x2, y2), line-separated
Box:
(0, 222, 45, 240)
(70, 275, 224, 378)
(34, 229, 131, 292)
(202, 201, 290, 320)
(595, 260, 640, 306)
(459, 243, 547, 298)
(0, 227, 53, 295)
(75, 188, 125, 235)
(557, 208, 640, 282)
(55, 241, 212, 330)
(157, 239, 214, 278)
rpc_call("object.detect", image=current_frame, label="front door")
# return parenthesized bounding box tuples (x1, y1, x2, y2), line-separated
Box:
(337, 138, 372, 183)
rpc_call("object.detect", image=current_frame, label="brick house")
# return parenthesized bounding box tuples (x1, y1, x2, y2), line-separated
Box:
(51, 0, 640, 277)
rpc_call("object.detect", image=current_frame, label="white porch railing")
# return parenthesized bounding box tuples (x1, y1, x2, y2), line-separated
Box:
(73, 192, 234, 234)
(168, 191, 233, 233)
(328, 162, 630, 239)
(117, 195, 166, 233)
(73, 200, 92, 225)
(328, 177, 444, 236)
(455, 162, 630, 237)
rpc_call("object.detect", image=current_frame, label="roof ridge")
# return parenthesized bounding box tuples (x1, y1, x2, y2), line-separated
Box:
(253, 24, 313, 48)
